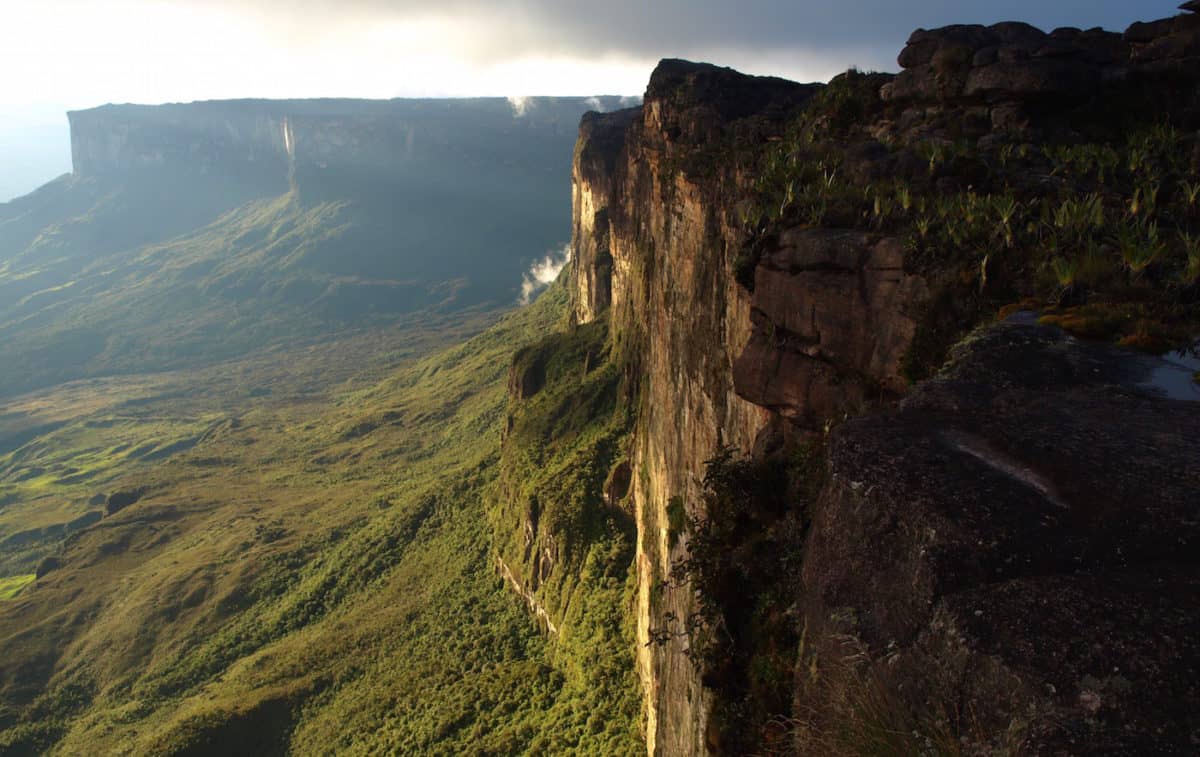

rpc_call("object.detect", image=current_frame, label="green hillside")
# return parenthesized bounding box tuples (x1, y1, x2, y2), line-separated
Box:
(0, 97, 607, 399)
(0, 280, 641, 755)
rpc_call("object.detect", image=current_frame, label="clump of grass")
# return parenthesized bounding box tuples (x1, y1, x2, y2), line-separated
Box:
(1180, 231, 1200, 285)
(0, 574, 34, 601)
(1117, 220, 1166, 278)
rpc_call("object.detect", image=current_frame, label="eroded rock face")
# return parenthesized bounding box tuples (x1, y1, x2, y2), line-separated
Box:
(571, 108, 637, 325)
(569, 61, 822, 754)
(507, 350, 546, 400)
(567, 10, 1200, 754)
(733, 228, 927, 425)
(797, 322, 1200, 753)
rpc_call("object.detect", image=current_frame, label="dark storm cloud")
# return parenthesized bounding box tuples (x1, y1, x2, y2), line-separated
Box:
(206, 0, 1185, 66)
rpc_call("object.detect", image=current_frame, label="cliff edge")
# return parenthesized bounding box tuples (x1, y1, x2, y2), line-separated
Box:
(564, 5, 1200, 754)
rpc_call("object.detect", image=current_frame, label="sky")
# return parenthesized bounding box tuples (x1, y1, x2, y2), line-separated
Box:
(0, 0, 1184, 201)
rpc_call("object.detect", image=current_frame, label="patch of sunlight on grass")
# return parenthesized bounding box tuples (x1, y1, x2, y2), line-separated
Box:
(0, 574, 35, 600)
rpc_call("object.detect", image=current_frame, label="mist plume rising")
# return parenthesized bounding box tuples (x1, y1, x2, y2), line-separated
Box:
(519, 243, 571, 304)
(507, 95, 532, 117)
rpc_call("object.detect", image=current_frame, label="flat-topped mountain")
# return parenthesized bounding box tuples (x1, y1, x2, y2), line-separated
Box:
(67, 97, 613, 187)
(2, 5, 1199, 757)
(0, 96, 632, 398)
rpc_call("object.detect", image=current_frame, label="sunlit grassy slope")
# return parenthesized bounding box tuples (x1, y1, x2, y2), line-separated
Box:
(0, 575, 34, 601)
(0, 181, 466, 399)
(0, 280, 641, 755)
(0, 102, 588, 398)
(0, 306, 494, 577)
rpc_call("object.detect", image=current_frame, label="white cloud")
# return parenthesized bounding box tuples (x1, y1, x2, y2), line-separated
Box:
(519, 244, 571, 305)
(0, 1, 653, 109)
(2, 0, 1175, 113)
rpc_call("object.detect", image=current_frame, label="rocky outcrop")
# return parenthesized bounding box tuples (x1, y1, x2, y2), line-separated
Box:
(733, 228, 927, 426)
(507, 349, 546, 400)
(566, 8, 1200, 755)
(105, 488, 144, 516)
(34, 556, 61, 579)
(797, 320, 1200, 754)
(497, 556, 559, 635)
(568, 59, 936, 753)
(882, 5, 1200, 138)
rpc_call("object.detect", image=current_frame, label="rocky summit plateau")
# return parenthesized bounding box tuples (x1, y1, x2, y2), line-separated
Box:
(0, 4, 1198, 757)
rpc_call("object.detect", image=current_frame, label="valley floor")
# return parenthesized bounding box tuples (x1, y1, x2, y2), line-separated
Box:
(0, 284, 641, 755)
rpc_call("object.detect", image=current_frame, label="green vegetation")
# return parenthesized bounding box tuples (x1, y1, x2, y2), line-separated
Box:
(654, 444, 824, 755)
(491, 312, 642, 754)
(740, 70, 1200, 379)
(0, 574, 34, 600)
(0, 186, 439, 398)
(0, 280, 640, 755)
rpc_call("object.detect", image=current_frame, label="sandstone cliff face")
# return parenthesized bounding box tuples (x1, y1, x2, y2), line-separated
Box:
(68, 103, 292, 179)
(67, 97, 629, 192)
(569, 61, 934, 753)
(568, 8, 1200, 754)
(572, 93, 747, 754)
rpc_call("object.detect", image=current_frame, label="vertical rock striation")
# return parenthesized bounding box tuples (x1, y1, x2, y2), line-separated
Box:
(566, 7, 1200, 753)
(568, 60, 933, 753)
(571, 62, 801, 753)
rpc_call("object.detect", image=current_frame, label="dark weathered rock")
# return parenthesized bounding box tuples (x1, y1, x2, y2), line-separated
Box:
(881, 15, 1200, 141)
(643, 59, 819, 148)
(1134, 24, 1200, 61)
(971, 45, 1000, 67)
(965, 59, 1100, 97)
(507, 350, 546, 400)
(34, 556, 61, 579)
(882, 64, 965, 102)
(796, 322, 1200, 753)
(1125, 14, 1200, 44)
(898, 25, 1015, 68)
(732, 228, 927, 425)
(105, 488, 145, 516)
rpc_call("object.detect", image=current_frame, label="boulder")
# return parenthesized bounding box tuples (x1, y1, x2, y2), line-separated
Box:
(898, 25, 1008, 68)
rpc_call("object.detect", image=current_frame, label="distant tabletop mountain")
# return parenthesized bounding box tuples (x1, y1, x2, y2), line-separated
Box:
(0, 96, 636, 398)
